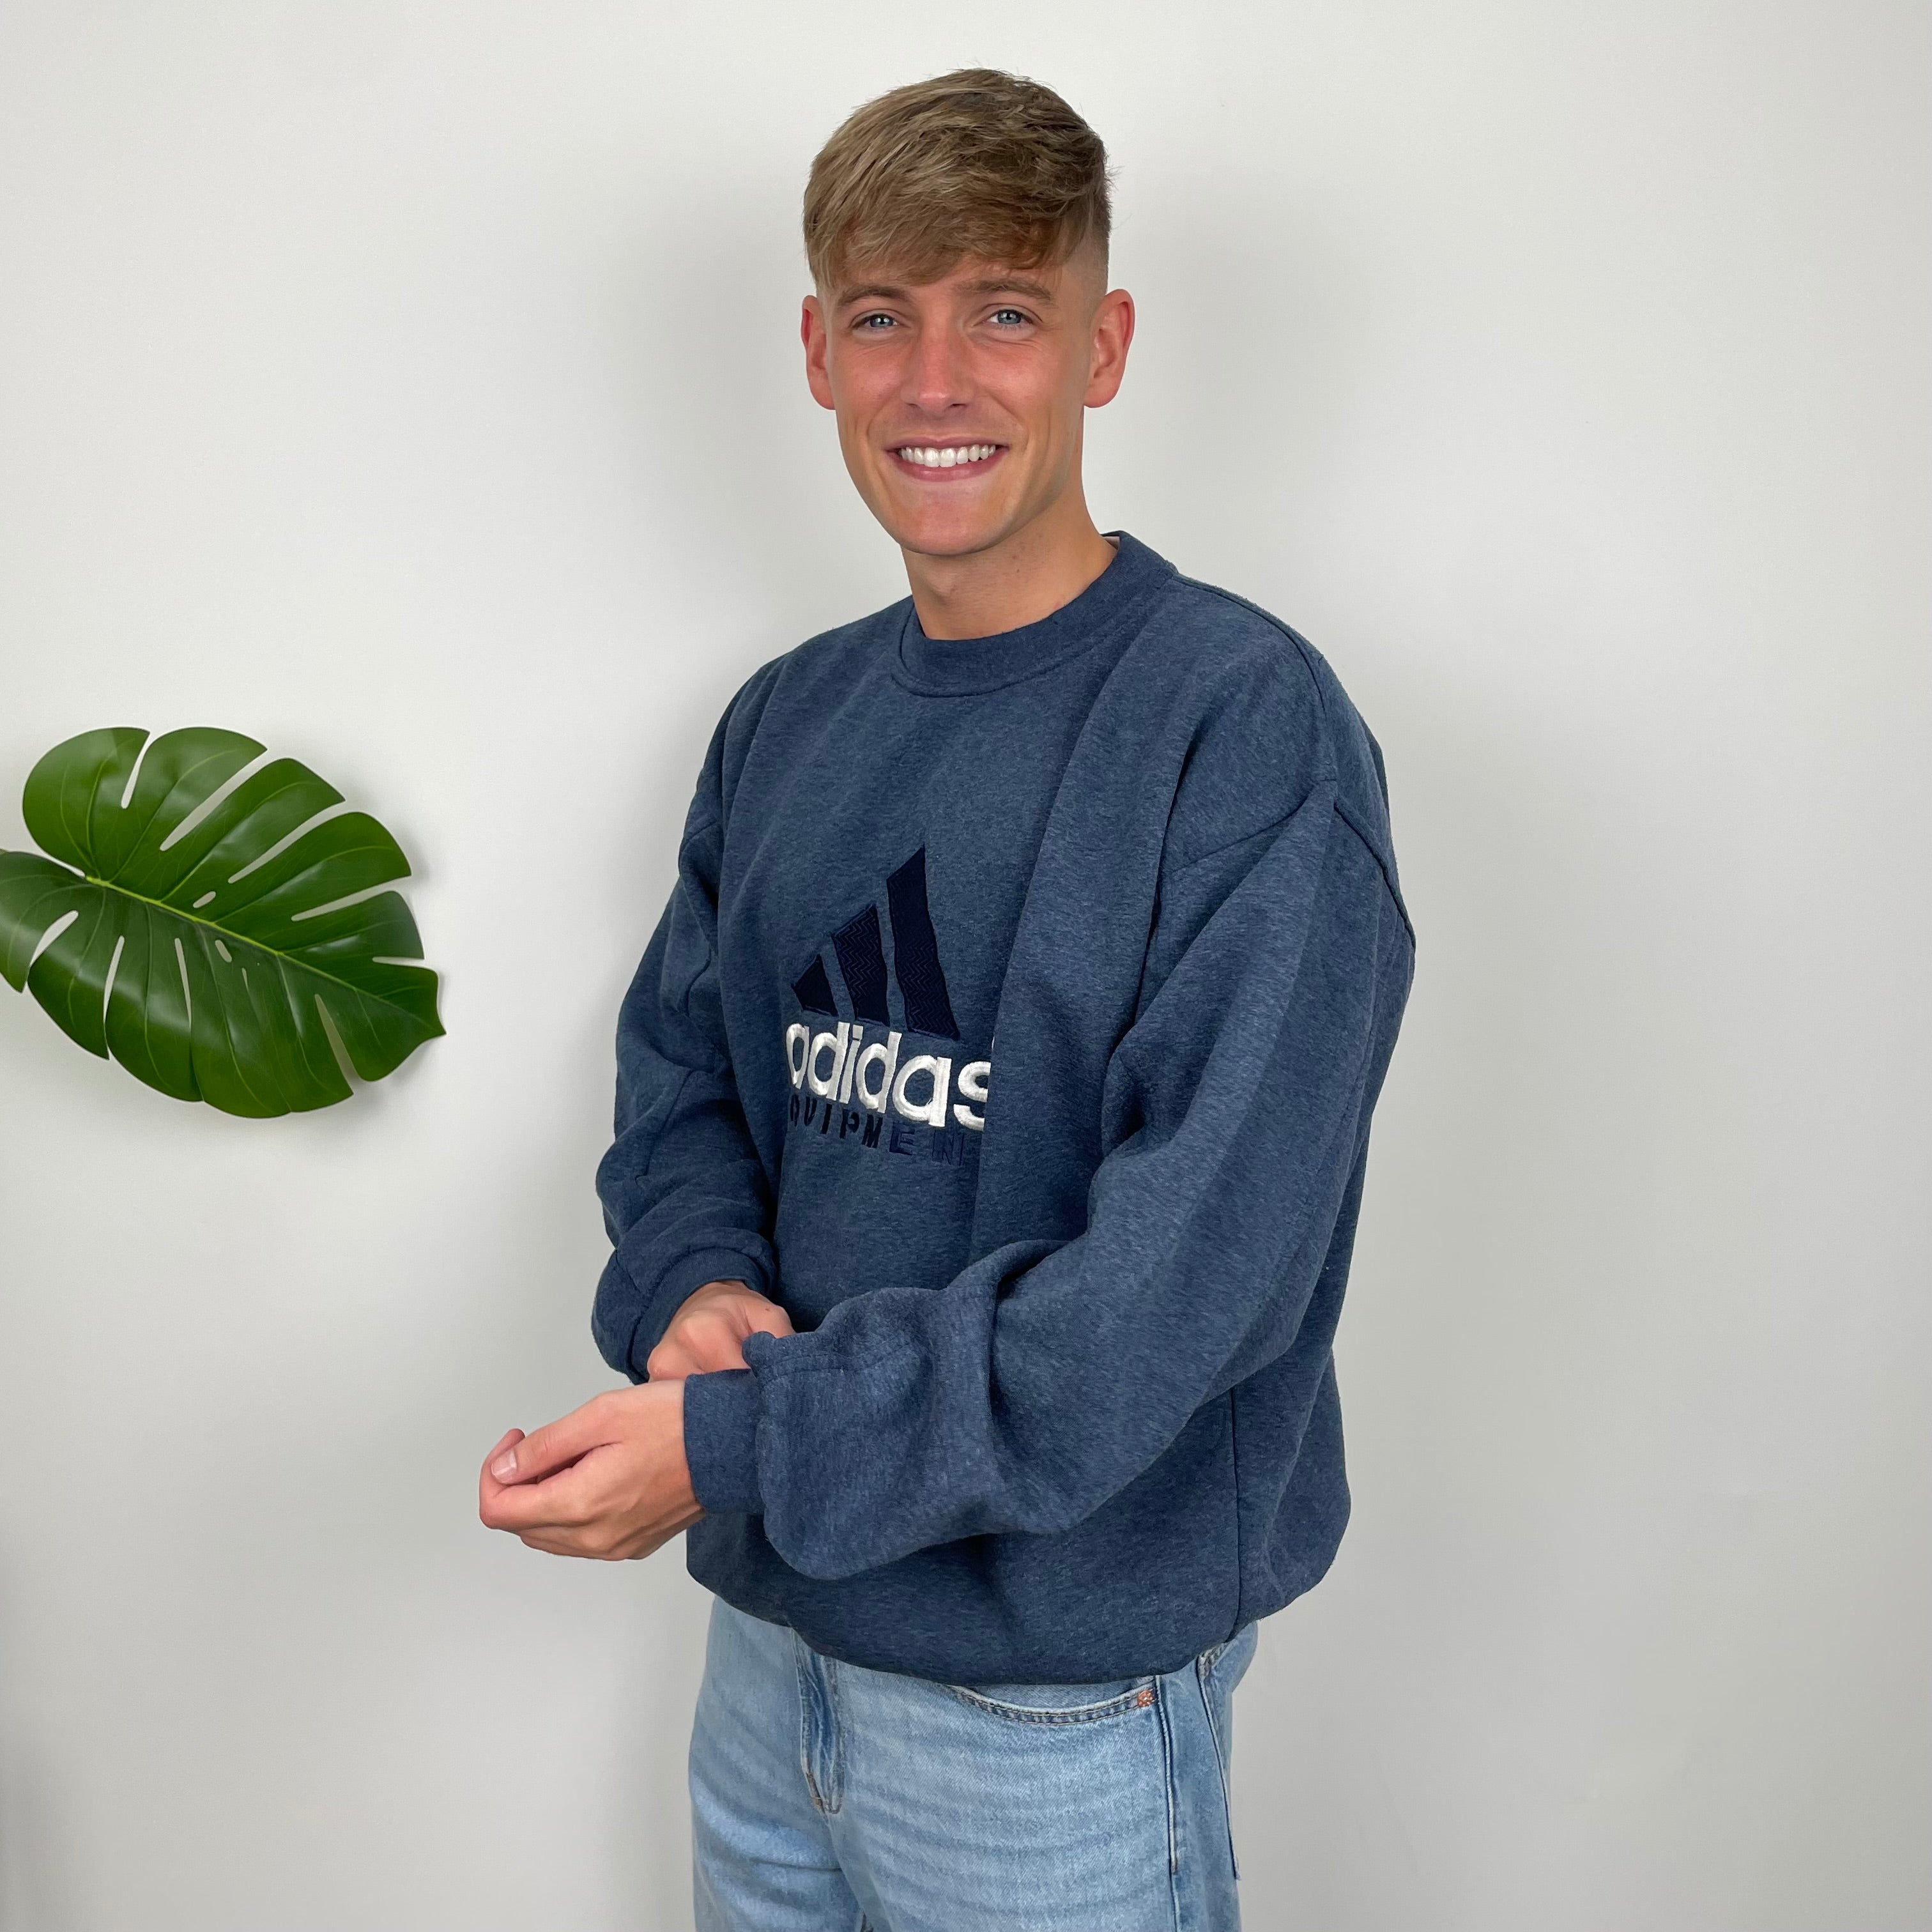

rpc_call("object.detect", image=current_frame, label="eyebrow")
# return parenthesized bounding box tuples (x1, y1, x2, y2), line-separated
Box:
(836, 275, 1059, 309)
(961, 275, 1057, 303)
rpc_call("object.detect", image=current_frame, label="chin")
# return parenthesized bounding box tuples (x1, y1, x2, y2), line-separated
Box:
(878, 500, 1018, 561)
(896, 528, 1004, 561)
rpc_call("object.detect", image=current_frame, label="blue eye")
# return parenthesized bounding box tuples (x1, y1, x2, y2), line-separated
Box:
(855, 312, 896, 329)
(991, 308, 1027, 326)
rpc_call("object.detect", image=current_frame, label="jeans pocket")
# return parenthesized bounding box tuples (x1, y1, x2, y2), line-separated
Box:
(939, 1676, 1158, 1724)
(1195, 1621, 1256, 1880)
(1201, 1618, 1259, 1690)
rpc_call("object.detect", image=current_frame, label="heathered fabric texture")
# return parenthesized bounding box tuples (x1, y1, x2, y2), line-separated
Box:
(592, 533, 1414, 1684)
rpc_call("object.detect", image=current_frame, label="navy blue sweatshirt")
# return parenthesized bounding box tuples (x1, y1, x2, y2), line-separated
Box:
(592, 533, 1414, 1685)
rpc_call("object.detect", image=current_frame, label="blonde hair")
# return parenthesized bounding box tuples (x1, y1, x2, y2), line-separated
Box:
(803, 68, 1110, 293)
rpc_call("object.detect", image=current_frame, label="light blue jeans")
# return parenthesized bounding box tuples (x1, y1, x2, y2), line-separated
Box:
(689, 1595, 1259, 1931)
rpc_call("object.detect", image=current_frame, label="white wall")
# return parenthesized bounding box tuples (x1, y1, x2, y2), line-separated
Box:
(0, 4, 1924, 1927)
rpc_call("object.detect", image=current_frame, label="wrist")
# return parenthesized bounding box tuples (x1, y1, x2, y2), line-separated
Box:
(682, 1276, 755, 1309)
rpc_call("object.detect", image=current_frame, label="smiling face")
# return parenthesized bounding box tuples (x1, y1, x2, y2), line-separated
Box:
(802, 247, 1133, 564)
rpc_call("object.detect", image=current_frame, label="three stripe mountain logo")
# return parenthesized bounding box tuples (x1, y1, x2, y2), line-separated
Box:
(781, 847, 992, 1160)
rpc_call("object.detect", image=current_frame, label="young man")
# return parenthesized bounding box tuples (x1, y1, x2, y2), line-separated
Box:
(481, 68, 1413, 1931)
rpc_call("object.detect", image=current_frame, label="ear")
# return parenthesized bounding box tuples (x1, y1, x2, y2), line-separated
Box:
(1085, 288, 1135, 409)
(801, 295, 836, 411)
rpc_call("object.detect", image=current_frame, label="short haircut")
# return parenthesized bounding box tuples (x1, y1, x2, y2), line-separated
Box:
(803, 68, 1110, 294)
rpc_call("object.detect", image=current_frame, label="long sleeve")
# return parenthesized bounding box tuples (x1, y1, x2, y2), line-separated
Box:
(678, 777, 1415, 1568)
(591, 730, 775, 1383)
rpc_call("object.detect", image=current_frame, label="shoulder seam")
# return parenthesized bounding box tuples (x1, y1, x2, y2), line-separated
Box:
(678, 812, 721, 859)
(1333, 800, 1416, 949)
(1170, 796, 1416, 952)
(1170, 799, 1303, 875)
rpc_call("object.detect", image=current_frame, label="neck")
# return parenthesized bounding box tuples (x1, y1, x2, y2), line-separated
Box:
(901, 488, 1118, 640)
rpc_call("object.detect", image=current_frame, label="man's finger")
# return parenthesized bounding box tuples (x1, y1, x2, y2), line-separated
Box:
(648, 1324, 746, 1376)
(645, 1341, 697, 1381)
(479, 1429, 525, 1508)
(648, 1302, 795, 1379)
(519, 1524, 673, 1563)
(480, 1457, 599, 1534)
(487, 1396, 620, 1487)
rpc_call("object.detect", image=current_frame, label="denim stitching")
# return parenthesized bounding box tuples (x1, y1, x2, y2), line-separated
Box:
(820, 1656, 845, 1814)
(1196, 1653, 1240, 1882)
(1154, 1674, 1179, 1880)
(793, 1635, 831, 1814)
(938, 1681, 1156, 1724)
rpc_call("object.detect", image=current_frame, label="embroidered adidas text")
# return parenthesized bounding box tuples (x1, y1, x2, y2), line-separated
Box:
(783, 1020, 991, 1131)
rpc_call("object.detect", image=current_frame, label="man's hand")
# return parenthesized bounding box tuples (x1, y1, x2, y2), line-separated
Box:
(478, 1381, 702, 1561)
(646, 1277, 795, 1379)
(478, 1282, 790, 1560)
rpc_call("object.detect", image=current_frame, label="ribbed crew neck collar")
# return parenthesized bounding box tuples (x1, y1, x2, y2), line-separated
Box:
(892, 531, 1174, 695)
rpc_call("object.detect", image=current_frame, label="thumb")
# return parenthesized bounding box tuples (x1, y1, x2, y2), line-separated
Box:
(487, 1399, 615, 1487)
(479, 1428, 525, 1496)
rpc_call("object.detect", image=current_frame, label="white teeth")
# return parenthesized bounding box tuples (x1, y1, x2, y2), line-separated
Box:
(898, 443, 996, 466)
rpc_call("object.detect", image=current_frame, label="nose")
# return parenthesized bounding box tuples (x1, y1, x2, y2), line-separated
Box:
(903, 321, 972, 416)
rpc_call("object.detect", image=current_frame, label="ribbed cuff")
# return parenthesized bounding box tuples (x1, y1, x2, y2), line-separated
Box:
(629, 1247, 767, 1379)
(681, 1368, 763, 1516)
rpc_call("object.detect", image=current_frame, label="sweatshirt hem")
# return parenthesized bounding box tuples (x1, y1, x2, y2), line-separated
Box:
(682, 1368, 764, 1515)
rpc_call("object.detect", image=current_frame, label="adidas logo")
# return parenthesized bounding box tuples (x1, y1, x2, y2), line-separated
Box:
(792, 845, 960, 1038)
(782, 846, 992, 1140)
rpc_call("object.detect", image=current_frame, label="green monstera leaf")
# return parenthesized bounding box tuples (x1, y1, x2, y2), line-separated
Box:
(0, 726, 442, 1116)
